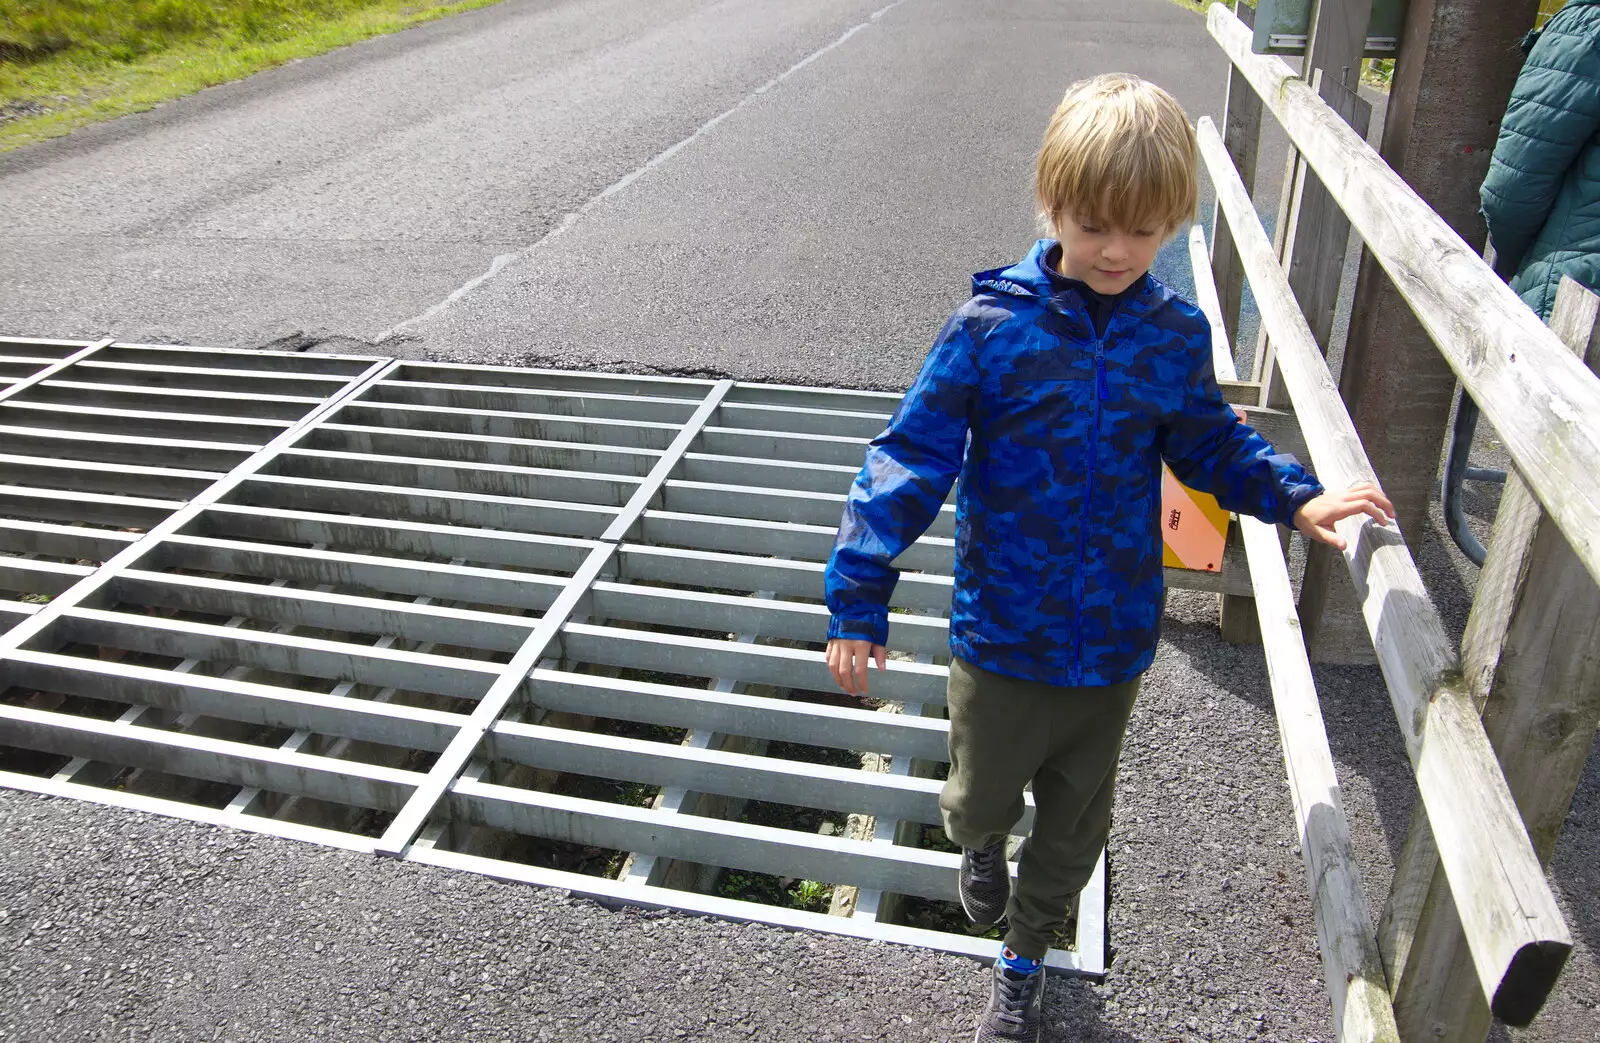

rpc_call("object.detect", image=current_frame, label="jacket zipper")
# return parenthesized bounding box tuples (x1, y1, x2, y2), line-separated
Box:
(1074, 339, 1107, 686)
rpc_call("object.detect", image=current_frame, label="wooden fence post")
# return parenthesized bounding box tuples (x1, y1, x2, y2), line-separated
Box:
(1210, 0, 1262, 347)
(1298, 0, 1543, 664)
(1222, 0, 1372, 644)
(1381, 277, 1600, 1039)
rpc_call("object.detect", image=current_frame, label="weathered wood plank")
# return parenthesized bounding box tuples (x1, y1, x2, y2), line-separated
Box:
(1383, 278, 1600, 1038)
(1260, 69, 1372, 409)
(1190, 226, 1237, 381)
(1190, 224, 1263, 643)
(1210, 1, 1263, 346)
(1207, 2, 1600, 598)
(1198, 111, 1573, 1024)
(1240, 514, 1400, 1043)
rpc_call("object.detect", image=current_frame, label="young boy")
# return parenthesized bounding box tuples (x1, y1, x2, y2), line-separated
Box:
(822, 74, 1392, 1043)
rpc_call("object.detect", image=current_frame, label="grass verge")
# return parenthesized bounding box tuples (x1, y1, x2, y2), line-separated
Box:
(0, 0, 507, 152)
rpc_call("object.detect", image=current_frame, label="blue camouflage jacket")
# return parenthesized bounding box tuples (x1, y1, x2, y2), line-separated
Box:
(825, 240, 1323, 687)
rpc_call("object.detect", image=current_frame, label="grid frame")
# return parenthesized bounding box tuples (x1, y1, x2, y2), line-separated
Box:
(0, 343, 1119, 974)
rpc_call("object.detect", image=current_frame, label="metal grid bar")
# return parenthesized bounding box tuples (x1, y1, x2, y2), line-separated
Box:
(0, 338, 110, 405)
(0, 354, 394, 660)
(0, 353, 1132, 972)
(372, 380, 736, 855)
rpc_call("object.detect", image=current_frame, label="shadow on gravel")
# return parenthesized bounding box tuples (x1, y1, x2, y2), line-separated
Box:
(1548, 738, 1600, 964)
(1160, 601, 1419, 868)
(1046, 976, 1141, 1042)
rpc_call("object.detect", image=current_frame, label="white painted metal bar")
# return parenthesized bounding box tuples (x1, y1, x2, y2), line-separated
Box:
(662, 479, 956, 536)
(487, 719, 947, 824)
(0, 337, 93, 354)
(449, 776, 960, 900)
(70, 359, 357, 395)
(272, 448, 644, 506)
(638, 510, 954, 573)
(0, 453, 222, 499)
(525, 668, 950, 761)
(235, 474, 620, 539)
(28, 379, 324, 418)
(0, 557, 93, 596)
(1, 400, 291, 444)
(57, 607, 502, 700)
(95, 343, 379, 374)
(0, 425, 252, 472)
(697, 425, 870, 467)
(0, 485, 185, 529)
(111, 570, 537, 653)
(721, 381, 903, 414)
(587, 581, 948, 657)
(157, 535, 567, 612)
(716, 401, 891, 439)
(0, 703, 426, 811)
(392, 360, 714, 398)
(0, 337, 111, 406)
(558, 623, 947, 705)
(614, 544, 953, 612)
(306, 423, 663, 476)
(336, 401, 680, 451)
(0, 769, 379, 853)
(195, 504, 596, 574)
(4, 649, 465, 753)
(680, 452, 861, 495)
(363, 380, 701, 426)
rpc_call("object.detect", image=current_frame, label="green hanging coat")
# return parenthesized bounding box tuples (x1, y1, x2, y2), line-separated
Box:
(1481, 0, 1600, 320)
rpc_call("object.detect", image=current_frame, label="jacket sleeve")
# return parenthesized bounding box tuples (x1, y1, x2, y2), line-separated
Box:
(1481, 20, 1600, 277)
(1160, 324, 1323, 528)
(825, 309, 980, 646)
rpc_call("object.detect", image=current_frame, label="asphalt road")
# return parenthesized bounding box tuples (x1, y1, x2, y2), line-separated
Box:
(1, 1, 1595, 1041)
(0, 0, 1233, 386)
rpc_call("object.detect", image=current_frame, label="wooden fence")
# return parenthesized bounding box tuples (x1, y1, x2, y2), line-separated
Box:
(1190, 4, 1599, 1040)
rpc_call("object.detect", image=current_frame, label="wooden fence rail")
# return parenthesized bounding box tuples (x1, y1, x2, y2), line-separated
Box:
(1190, 226, 1401, 1043)
(1196, 112, 1572, 1024)
(1206, 2, 1600, 598)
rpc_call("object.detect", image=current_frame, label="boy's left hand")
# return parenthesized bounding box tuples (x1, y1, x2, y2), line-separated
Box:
(1292, 481, 1396, 550)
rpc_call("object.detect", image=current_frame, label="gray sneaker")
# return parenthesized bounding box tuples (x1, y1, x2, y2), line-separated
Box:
(973, 960, 1045, 1042)
(959, 841, 1010, 926)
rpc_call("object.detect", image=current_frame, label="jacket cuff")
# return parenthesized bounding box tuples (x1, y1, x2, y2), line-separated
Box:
(828, 612, 889, 646)
(1278, 478, 1325, 528)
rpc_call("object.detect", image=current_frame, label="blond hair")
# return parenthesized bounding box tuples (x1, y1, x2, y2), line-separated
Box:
(1035, 74, 1198, 238)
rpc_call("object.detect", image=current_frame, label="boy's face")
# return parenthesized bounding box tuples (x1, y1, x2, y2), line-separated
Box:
(1054, 212, 1166, 296)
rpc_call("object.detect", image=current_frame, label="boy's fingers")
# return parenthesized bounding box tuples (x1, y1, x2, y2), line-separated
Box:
(828, 645, 852, 696)
(874, 646, 887, 673)
(854, 651, 870, 696)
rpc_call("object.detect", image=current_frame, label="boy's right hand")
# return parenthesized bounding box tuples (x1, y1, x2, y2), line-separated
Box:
(826, 639, 887, 697)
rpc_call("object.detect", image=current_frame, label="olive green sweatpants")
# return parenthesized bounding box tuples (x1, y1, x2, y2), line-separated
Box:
(939, 656, 1140, 959)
